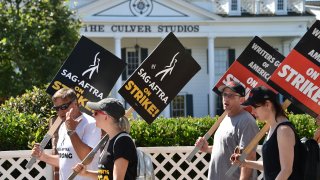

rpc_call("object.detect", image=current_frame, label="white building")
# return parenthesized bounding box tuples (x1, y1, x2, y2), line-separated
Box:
(71, 0, 315, 118)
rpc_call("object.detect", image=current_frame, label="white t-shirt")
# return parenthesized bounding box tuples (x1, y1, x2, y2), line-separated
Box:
(57, 112, 101, 180)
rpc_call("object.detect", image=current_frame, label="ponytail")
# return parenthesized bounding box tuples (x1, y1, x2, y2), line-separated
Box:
(118, 116, 130, 133)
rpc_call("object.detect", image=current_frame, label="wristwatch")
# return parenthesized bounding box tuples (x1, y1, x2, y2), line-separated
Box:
(67, 129, 76, 136)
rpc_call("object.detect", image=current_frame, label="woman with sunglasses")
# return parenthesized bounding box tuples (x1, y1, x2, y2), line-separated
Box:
(73, 98, 137, 180)
(230, 86, 304, 180)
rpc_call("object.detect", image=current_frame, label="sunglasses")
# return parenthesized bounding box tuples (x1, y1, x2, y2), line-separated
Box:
(52, 99, 75, 111)
(93, 110, 108, 116)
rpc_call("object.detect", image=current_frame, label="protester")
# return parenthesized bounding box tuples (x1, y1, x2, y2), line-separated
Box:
(230, 86, 304, 180)
(195, 81, 259, 180)
(31, 88, 101, 180)
(72, 98, 137, 180)
(314, 115, 320, 143)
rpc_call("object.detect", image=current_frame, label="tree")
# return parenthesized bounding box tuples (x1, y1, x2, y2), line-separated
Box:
(0, 0, 81, 98)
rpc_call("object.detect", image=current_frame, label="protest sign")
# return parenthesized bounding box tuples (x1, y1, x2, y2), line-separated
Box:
(269, 20, 320, 118)
(46, 36, 126, 114)
(118, 32, 201, 124)
(213, 36, 284, 96)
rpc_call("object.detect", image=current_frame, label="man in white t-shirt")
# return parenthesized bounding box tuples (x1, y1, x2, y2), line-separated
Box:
(31, 88, 101, 180)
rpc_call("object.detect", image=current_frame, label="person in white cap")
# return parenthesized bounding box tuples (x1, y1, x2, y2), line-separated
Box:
(72, 98, 138, 180)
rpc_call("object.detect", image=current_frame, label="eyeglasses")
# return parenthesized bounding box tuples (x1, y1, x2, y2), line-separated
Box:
(52, 99, 75, 111)
(222, 93, 240, 99)
(93, 110, 108, 116)
(252, 104, 262, 108)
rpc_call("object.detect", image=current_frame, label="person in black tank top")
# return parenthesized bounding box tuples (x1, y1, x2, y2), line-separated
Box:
(230, 86, 304, 180)
(72, 98, 138, 180)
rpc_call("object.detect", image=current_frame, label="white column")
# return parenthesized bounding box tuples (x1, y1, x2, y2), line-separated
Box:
(282, 40, 291, 56)
(114, 36, 123, 101)
(208, 36, 216, 117)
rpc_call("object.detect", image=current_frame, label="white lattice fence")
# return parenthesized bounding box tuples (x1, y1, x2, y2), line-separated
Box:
(0, 149, 53, 180)
(0, 147, 264, 180)
(139, 146, 264, 180)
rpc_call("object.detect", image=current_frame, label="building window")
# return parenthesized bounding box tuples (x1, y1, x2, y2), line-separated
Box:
(215, 48, 229, 115)
(126, 48, 140, 77)
(231, 0, 238, 11)
(275, 0, 287, 15)
(121, 47, 148, 80)
(229, 0, 241, 15)
(170, 94, 193, 117)
(277, 0, 284, 10)
(171, 95, 185, 117)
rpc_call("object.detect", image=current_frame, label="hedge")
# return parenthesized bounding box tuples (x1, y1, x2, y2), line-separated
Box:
(0, 85, 318, 150)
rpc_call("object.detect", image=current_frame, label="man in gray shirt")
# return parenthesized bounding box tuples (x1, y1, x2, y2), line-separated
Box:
(195, 81, 259, 180)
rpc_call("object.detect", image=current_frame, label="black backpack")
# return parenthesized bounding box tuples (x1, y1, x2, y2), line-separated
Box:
(300, 137, 320, 180)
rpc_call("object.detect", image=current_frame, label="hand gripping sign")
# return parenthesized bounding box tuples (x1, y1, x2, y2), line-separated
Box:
(269, 20, 320, 118)
(118, 32, 201, 124)
(26, 36, 126, 169)
(186, 36, 284, 162)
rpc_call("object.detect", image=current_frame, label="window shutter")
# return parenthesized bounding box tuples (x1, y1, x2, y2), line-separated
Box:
(140, 48, 148, 62)
(186, 94, 193, 117)
(121, 48, 126, 80)
(228, 49, 235, 67)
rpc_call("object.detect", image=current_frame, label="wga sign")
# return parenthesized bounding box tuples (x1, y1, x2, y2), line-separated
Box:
(82, 52, 101, 79)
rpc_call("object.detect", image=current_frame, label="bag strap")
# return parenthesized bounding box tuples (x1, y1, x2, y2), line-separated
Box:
(113, 132, 134, 154)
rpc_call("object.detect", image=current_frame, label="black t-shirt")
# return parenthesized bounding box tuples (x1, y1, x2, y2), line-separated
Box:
(98, 132, 137, 180)
(262, 122, 304, 180)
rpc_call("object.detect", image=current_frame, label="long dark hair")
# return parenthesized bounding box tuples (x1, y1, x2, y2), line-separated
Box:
(270, 99, 288, 120)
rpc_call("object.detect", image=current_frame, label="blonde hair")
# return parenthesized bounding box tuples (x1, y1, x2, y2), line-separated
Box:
(118, 116, 131, 133)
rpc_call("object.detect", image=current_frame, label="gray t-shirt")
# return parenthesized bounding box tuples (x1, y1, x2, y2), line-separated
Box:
(208, 110, 259, 180)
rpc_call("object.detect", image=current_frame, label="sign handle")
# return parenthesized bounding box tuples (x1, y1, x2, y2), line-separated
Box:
(26, 117, 63, 169)
(186, 111, 227, 162)
(67, 134, 109, 180)
(125, 107, 134, 118)
(225, 99, 292, 177)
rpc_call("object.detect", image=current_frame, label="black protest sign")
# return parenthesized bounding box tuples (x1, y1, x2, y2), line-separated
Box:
(213, 36, 284, 97)
(118, 32, 201, 124)
(47, 36, 126, 114)
(269, 20, 320, 118)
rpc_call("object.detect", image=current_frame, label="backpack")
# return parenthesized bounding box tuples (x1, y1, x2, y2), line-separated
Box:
(114, 133, 155, 180)
(300, 137, 320, 180)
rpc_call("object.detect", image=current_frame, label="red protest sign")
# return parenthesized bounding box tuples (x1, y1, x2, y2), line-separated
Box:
(213, 36, 284, 96)
(269, 21, 320, 118)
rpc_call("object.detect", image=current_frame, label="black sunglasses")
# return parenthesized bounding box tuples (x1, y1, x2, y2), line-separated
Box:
(52, 99, 75, 111)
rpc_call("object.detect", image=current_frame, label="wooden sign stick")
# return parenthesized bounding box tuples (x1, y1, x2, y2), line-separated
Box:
(66, 107, 134, 180)
(225, 99, 292, 177)
(26, 117, 63, 169)
(186, 111, 228, 162)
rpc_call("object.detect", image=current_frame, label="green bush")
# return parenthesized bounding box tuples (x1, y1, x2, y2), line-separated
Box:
(130, 116, 216, 147)
(0, 85, 55, 150)
(0, 85, 318, 150)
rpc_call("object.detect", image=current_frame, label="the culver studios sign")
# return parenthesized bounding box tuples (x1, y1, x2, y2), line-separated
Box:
(82, 24, 200, 33)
